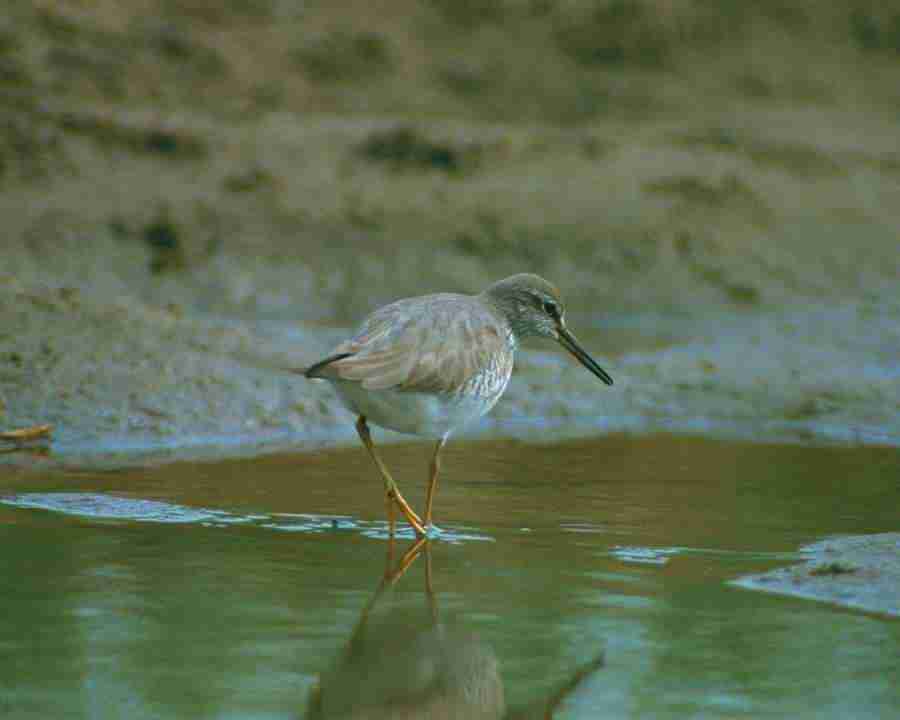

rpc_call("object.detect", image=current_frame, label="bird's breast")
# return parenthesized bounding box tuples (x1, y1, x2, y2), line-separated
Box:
(333, 372, 510, 438)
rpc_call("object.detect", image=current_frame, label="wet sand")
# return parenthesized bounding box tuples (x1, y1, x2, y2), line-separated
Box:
(4, 290, 899, 471)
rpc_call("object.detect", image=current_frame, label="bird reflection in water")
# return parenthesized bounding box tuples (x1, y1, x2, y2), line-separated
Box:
(305, 539, 604, 719)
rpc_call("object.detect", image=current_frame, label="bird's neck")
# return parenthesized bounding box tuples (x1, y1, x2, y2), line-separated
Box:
(478, 292, 524, 349)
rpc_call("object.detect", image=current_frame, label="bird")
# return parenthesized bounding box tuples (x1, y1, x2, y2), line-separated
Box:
(300, 274, 613, 537)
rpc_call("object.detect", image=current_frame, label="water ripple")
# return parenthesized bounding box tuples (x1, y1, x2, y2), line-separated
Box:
(0, 492, 492, 544)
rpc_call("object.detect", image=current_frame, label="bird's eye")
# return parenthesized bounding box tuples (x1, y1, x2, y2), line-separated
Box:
(542, 300, 560, 319)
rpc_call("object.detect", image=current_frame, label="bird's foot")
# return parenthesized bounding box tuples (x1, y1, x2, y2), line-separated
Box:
(386, 489, 427, 537)
(408, 515, 428, 538)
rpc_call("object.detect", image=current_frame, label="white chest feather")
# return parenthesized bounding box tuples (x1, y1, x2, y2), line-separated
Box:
(332, 375, 509, 438)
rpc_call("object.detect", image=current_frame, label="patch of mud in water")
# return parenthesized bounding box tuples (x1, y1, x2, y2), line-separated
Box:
(732, 533, 900, 617)
(0, 492, 493, 544)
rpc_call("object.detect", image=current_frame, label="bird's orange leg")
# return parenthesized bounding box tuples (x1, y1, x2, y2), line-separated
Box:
(385, 491, 396, 538)
(355, 416, 426, 537)
(424, 437, 446, 530)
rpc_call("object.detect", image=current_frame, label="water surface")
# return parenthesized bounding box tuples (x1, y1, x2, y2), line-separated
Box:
(1, 435, 898, 718)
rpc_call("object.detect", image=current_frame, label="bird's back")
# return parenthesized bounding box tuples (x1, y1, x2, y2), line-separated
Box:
(310, 293, 515, 397)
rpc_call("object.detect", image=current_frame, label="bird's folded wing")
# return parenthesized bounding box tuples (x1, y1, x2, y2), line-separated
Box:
(310, 302, 509, 394)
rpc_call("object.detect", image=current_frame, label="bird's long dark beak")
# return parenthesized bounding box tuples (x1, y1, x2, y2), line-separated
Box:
(557, 326, 613, 386)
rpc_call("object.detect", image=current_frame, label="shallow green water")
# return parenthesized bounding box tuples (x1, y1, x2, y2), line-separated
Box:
(1, 435, 898, 719)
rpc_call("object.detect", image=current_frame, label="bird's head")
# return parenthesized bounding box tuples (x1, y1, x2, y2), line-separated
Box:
(482, 274, 613, 386)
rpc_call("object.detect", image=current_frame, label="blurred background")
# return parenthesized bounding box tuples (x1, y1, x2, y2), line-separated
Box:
(2, 0, 900, 458)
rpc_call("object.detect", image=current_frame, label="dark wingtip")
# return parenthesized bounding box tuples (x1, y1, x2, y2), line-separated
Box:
(302, 352, 354, 379)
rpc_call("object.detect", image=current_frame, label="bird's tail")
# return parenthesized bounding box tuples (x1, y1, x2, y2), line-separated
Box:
(299, 353, 354, 379)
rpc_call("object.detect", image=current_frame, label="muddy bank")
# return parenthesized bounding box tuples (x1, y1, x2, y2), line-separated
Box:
(4, 263, 899, 469)
(2, 225, 899, 469)
(2, 2, 899, 468)
(733, 533, 900, 618)
(2, 110, 897, 468)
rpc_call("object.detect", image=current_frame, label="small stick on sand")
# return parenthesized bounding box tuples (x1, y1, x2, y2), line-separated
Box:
(0, 424, 54, 443)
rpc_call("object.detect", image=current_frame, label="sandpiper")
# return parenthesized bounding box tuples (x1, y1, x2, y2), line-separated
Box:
(301, 274, 613, 537)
